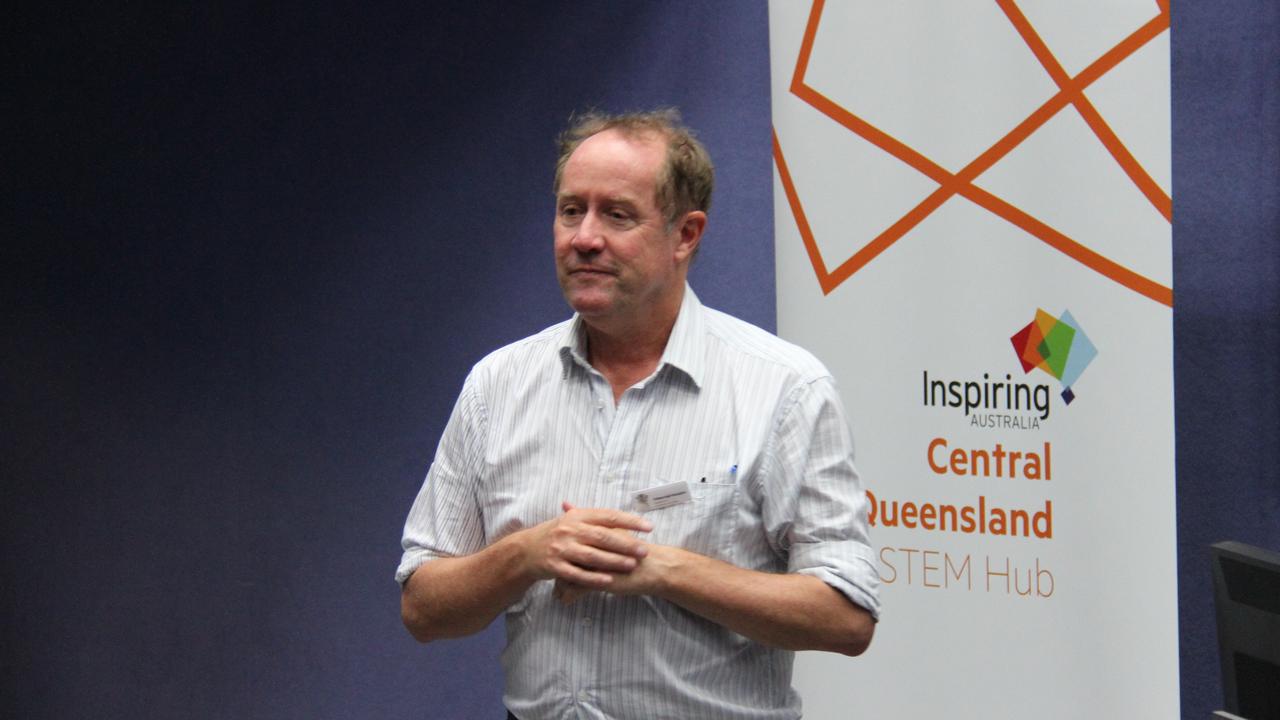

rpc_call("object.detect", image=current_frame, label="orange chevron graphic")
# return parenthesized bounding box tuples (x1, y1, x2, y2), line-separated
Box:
(776, 0, 1173, 306)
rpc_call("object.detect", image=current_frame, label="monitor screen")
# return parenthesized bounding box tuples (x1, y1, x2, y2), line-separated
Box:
(1211, 540, 1280, 720)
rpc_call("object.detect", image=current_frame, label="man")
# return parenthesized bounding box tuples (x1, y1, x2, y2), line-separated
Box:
(398, 110, 880, 719)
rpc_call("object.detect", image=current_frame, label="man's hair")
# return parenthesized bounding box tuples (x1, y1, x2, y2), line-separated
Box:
(553, 108, 714, 229)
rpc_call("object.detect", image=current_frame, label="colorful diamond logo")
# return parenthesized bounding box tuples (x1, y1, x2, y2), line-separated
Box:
(1010, 309, 1097, 404)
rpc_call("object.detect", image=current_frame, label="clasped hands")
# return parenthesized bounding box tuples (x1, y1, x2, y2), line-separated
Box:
(523, 501, 668, 605)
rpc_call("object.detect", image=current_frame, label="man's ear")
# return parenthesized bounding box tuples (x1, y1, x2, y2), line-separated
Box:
(673, 211, 707, 263)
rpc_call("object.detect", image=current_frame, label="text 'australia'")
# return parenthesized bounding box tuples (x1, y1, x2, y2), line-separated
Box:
(922, 370, 1051, 427)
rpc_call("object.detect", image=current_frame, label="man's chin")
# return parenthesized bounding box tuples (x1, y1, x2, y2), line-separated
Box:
(562, 288, 617, 318)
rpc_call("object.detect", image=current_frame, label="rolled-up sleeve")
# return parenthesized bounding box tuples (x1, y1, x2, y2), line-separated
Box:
(761, 376, 881, 619)
(395, 373, 489, 586)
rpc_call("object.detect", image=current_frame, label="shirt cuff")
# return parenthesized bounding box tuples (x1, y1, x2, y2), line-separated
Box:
(790, 539, 882, 620)
(395, 548, 445, 586)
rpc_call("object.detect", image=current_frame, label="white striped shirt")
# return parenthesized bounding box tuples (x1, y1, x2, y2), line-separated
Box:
(398, 287, 880, 719)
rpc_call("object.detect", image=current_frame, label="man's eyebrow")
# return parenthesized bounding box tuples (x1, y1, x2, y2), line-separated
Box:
(605, 196, 639, 208)
(556, 192, 639, 208)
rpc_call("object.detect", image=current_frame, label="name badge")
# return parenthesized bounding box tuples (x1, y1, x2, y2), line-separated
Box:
(633, 480, 691, 512)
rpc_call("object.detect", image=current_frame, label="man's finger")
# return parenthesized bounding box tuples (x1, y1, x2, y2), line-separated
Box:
(563, 543, 640, 573)
(569, 525, 650, 561)
(567, 505, 654, 533)
(550, 559, 615, 589)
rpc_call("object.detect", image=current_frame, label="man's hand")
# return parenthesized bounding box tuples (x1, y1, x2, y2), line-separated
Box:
(522, 501, 653, 589)
(401, 502, 651, 642)
(554, 541, 682, 604)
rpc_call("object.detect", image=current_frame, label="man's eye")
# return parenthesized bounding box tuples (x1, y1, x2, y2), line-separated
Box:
(559, 206, 582, 217)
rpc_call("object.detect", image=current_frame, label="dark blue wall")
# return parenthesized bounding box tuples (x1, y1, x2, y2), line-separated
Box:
(1172, 1, 1280, 717)
(5, 2, 773, 719)
(4, 2, 1276, 718)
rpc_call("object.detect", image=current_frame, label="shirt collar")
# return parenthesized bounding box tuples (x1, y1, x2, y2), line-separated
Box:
(557, 284, 706, 389)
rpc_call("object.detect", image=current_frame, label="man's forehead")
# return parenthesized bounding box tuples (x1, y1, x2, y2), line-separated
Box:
(570, 129, 665, 168)
(559, 130, 664, 199)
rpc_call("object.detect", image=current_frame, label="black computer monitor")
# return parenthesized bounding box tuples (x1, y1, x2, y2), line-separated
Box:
(1211, 540, 1280, 720)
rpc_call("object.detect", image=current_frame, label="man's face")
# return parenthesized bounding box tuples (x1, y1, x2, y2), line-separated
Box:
(554, 129, 693, 328)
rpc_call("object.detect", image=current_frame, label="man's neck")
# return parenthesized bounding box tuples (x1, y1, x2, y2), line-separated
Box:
(584, 287, 685, 404)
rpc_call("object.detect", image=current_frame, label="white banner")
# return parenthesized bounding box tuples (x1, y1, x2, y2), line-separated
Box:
(769, 1, 1177, 717)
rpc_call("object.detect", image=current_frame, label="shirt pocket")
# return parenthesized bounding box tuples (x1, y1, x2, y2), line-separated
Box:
(643, 477, 739, 560)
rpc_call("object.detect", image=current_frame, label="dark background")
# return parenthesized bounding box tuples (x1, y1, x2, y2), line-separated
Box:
(1172, 1, 1280, 717)
(4, 2, 1276, 718)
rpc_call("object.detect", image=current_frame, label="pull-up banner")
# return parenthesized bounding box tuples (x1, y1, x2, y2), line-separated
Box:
(769, 2, 1177, 717)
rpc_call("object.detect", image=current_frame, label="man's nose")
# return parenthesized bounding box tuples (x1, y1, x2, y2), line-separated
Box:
(571, 211, 606, 253)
